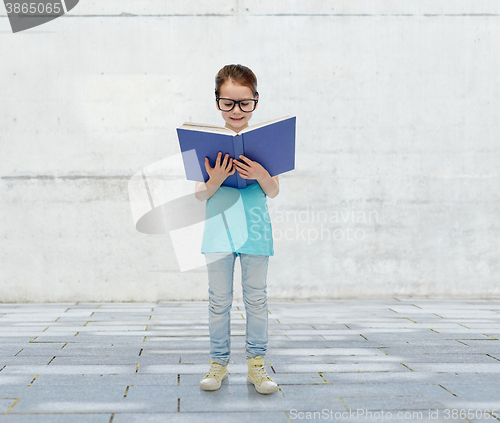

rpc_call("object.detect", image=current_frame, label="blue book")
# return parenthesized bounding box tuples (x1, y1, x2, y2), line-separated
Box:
(177, 116, 296, 189)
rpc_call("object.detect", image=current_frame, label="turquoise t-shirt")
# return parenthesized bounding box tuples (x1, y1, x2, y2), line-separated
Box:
(200, 182, 274, 256)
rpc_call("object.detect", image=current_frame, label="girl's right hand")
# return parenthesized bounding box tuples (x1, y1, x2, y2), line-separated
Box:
(205, 152, 235, 185)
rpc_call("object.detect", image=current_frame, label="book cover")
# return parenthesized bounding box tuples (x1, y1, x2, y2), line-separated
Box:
(177, 116, 296, 189)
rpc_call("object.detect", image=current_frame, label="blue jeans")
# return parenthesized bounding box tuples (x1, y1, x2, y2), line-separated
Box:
(204, 252, 269, 366)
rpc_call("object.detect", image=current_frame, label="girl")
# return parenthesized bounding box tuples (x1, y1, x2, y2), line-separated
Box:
(194, 64, 279, 395)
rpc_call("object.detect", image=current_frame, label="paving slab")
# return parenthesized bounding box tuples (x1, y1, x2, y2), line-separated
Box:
(0, 414, 110, 423)
(21, 374, 178, 386)
(0, 299, 499, 421)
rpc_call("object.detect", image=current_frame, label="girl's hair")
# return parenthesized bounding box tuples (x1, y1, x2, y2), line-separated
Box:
(215, 64, 258, 98)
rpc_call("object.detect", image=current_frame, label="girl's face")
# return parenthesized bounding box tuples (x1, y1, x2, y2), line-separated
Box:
(216, 80, 258, 133)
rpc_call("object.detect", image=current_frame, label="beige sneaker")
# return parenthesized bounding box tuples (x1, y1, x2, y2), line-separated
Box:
(200, 359, 228, 391)
(247, 356, 279, 394)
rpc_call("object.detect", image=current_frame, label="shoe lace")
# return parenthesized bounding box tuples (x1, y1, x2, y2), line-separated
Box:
(252, 365, 272, 384)
(205, 362, 225, 379)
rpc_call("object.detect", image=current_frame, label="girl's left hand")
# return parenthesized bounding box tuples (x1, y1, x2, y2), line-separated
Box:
(233, 155, 269, 181)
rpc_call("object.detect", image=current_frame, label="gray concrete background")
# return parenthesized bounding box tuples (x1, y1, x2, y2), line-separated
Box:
(1, 1, 499, 301)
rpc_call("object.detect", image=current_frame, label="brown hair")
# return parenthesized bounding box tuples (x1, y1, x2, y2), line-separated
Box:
(215, 64, 258, 98)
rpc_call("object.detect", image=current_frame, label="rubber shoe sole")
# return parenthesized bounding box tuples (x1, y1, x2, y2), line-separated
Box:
(200, 365, 228, 391)
(247, 375, 278, 394)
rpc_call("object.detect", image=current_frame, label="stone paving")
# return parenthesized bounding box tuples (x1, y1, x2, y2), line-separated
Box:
(0, 299, 499, 422)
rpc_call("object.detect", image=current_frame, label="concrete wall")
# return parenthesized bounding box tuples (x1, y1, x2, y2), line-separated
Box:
(1, 1, 499, 301)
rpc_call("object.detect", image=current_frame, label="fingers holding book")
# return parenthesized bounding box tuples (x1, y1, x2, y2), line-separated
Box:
(203, 152, 269, 184)
(204, 152, 236, 185)
(233, 155, 268, 181)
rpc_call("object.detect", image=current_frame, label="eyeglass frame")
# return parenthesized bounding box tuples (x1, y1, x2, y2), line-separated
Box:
(215, 96, 259, 113)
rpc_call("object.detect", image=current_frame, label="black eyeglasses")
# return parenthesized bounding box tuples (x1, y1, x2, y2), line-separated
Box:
(216, 98, 258, 113)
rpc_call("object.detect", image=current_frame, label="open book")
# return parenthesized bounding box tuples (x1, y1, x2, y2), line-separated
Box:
(177, 116, 296, 189)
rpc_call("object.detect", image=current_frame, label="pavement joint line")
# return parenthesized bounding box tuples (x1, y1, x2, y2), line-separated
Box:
(29, 336, 37, 343)
(123, 385, 130, 397)
(177, 374, 180, 385)
(455, 339, 469, 346)
(143, 336, 146, 342)
(486, 353, 500, 362)
(437, 384, 457, 396)
(14, 348, 23, 356)
(0, 365, 6, 373)
(109, 413, 114, 423)
(285, 411, 292, 423)
(389, 308, 398, 313)
(61, 342, 68, 349)
(338, 397, 349, 410)
(139, 348, 143, 356)
(400, 362, 414, 371)
(486, 412, 500, 421)
(484, 334, 498, 339)
(47, 356, 56, 365)
(4, 398, 19, 414)
(28, 374, 38, 386)
(377, 347, 389, 355)
(318, 372, 328, 383)
(458, 323, 470, 328)
(433, 313, 444, 318)
(54, 317, 60, 322)
(74, 331, 79, 336)
(177, 398, 180, 412)
(359, 334, 369, 341)
(429, 328, 439, 333)
(135, 364, 140, 373)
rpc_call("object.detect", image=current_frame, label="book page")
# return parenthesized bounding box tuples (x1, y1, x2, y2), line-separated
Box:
(240, 116, 293, 134)
(179, 122, 236, 136)
(178, 116, 293, 136)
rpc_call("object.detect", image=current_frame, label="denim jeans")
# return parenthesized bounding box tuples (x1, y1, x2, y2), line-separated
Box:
(204, 252, 269, 366)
